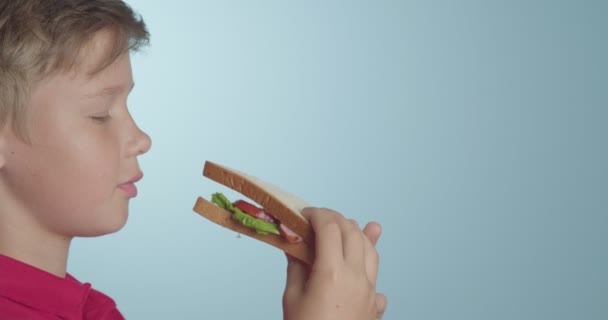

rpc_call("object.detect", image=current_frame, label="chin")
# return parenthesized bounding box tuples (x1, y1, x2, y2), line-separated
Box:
(78, 210, 129, 237)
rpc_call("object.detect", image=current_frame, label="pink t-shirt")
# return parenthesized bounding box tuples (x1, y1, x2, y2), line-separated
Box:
(0, 254, 124, 319)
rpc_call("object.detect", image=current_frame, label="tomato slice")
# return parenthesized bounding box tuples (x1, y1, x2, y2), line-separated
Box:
(233, 200, 260, 214)
(279, 224, 303, 243)
(233, 200, 277, 223)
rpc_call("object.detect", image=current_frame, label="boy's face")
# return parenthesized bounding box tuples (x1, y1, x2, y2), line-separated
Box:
(0, 32, 151, 237)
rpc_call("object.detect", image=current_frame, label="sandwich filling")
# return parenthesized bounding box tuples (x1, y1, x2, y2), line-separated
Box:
(211, 193, 303, 243)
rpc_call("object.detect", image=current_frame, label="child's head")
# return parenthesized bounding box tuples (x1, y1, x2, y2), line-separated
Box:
(0, 0, 149, 139)
(0, 0, 152, 239)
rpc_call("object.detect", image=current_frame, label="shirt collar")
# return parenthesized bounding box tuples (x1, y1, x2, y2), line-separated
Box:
(0, 254, 91, 319)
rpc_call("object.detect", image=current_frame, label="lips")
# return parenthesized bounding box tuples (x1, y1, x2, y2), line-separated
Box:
(118, 172, 143, 198)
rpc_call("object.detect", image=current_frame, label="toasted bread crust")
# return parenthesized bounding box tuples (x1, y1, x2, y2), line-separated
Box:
(203, 161, 314, 245)
(193, 197, 314, 265)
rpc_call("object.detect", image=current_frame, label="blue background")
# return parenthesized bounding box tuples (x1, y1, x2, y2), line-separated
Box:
(70, 1, 607, 319)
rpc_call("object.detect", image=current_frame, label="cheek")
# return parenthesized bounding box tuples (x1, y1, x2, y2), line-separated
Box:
(7, 127, 121, 221)
(47, 136, 120, 203)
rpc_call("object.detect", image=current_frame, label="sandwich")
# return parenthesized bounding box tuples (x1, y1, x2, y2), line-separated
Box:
(193, 161, 315, 265)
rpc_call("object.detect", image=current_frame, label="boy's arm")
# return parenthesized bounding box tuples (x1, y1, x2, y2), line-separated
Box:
(282, 208, 387, 320)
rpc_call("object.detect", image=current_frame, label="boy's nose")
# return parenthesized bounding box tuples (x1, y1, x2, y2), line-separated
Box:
(124, 115, 152, 157)
(132, 128, 152, 156)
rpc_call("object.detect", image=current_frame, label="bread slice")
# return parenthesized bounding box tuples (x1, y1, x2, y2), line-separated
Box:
(192, 160, 315, 265)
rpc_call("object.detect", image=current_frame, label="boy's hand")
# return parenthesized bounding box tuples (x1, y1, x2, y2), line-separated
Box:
(282, 208, 387, 320)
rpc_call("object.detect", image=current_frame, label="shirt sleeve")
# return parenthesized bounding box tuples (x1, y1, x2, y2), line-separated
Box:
(83, 287, 125, 320)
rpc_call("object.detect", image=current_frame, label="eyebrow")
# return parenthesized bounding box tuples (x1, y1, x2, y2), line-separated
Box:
(83, 83, 135, 99)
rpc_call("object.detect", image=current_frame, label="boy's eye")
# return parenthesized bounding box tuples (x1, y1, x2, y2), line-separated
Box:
(91, 115, 112, 123)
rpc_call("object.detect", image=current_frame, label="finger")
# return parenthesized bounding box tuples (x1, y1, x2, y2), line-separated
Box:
(362, 222, 382, 285)
(283, 253, 308, 302)
(363, 230, 380, 286)
(342, 218, 365, 266)
(363, 222, 382, 246)
(375, 293, 388, 320)
(302, 207, 344, 267)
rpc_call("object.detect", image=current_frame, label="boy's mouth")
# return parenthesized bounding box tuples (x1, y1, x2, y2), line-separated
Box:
(118, 172, 143, 198)
(118, 183, 138, 198)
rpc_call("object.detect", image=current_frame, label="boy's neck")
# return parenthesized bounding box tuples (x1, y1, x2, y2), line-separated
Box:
(0, 220, 71, 278)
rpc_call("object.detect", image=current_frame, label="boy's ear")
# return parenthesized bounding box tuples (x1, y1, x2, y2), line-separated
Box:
(0, 127, 8, 170)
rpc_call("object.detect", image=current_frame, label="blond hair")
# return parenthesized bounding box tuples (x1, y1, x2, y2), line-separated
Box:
(0, 0, 149, 140)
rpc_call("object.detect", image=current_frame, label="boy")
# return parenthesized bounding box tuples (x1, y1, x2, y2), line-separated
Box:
(0, 1, 387, 319)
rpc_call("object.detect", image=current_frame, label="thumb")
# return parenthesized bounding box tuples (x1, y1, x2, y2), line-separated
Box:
(363, 222, 382, 246)
(376, 293, 388, 319)
(283, 254, 307, 303)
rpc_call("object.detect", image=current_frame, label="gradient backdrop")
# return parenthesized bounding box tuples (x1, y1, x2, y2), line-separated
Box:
(69, 1, 607, 319)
